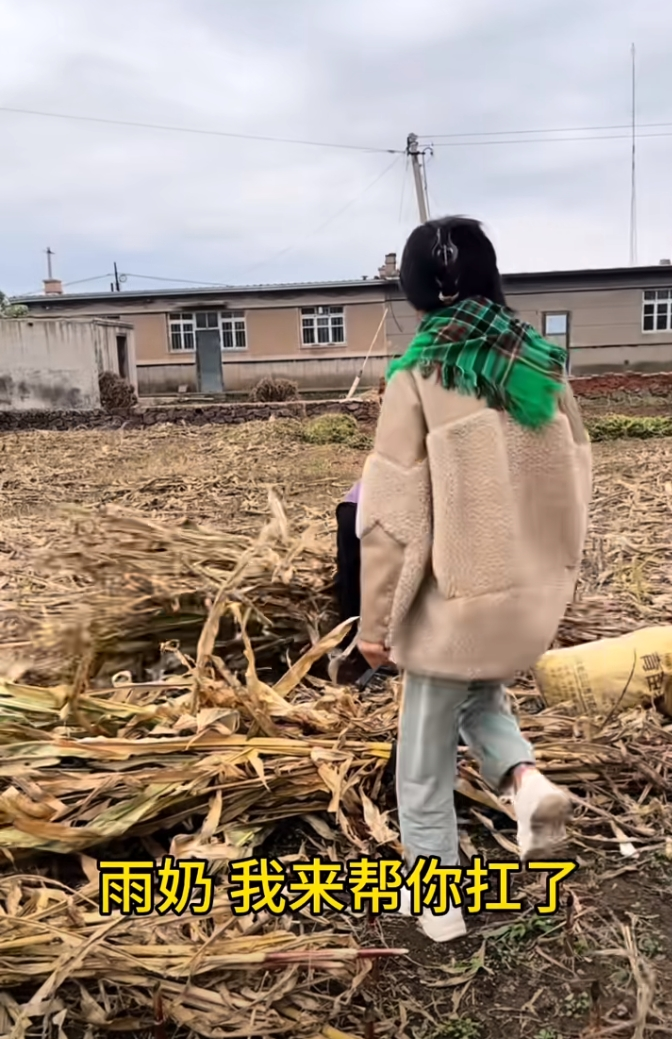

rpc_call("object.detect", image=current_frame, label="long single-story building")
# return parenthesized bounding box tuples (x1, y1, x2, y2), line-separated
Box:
(14, 257, 672, 395)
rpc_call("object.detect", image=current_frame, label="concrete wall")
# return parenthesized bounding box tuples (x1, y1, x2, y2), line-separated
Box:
(23, 277, 672, 384)
(0, 319, 138, 411)
(111, 295, 391, 394)
(29, 291, 389, 364)
(137, 352, 389, 395)
(384, 288, 672, 375)
(0, 320, 103, 411)
(6, 371, 672, 434)
(509, 287, 672, 374)
(242, 301, 388, 359)
(385, 298, 418, 358)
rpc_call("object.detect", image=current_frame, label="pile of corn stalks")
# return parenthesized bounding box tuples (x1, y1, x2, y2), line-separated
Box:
(0, 868, 404, 1038)
(0, 498, 407, 1037)
(1, 494, 335, 686)
(0, 495, 671, 1036)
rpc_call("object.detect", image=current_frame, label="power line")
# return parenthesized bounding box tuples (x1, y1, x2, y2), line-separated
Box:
(427, 187, 443, 217)
(16, 272, 236, 297)
(118, 274, 228, 286)
(398, 156, 410, 223)
(14, 155, 399, 296)
(237, 154, 402, 278)
(630, 44, 638, 267)
(0, 105, 402, 155)
(28, 154, 399, 293)
(5, 104, 672, 155)
(420, 119, 672, 140)
(62, 273, 114, 287)
(12, 273, 114, 297)
(429, 129, 672, 147)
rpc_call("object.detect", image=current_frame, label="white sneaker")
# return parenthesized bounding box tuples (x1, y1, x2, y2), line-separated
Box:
(514, 768, 571, 861)
(399, 886, 412, 916)
(397, 887, 466, 943)
(419, 903, 467, 943)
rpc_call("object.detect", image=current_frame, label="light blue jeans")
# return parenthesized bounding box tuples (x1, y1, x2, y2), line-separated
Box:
(397, 672, 535, 867)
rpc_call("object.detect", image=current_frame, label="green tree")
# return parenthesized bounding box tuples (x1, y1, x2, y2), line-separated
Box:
(0, 292, 28, 318)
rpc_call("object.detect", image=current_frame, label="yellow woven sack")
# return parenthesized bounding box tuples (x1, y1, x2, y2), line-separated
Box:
(533, 626, 672, 717)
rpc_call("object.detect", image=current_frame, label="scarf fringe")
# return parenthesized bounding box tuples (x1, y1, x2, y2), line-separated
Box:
(434, 360, 562, 430)
(389, 300, 566, 430)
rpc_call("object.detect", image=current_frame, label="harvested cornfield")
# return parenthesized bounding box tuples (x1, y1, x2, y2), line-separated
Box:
(0, 417, 671, 1038)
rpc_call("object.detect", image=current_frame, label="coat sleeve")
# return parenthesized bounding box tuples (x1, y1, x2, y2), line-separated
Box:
(358, 371, 431, 646)
(559, 380, 590, 446)
(558, 377, 593, 519)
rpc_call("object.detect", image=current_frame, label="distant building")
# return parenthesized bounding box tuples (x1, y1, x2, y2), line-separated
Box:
(14, 258, 672, 395)
(0, 318, 136, 411)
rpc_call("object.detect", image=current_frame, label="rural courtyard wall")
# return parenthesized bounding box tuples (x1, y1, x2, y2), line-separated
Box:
(0, 320, 103, 411)
(0, 370, 670, 432)
(0, 397, 382, 431)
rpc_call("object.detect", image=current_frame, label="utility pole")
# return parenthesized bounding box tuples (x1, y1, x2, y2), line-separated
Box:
(629, 43, 638, 266)
(406, 133, 429, 223)
(113, 262, 121, 292)
(45, 247, 54, 279)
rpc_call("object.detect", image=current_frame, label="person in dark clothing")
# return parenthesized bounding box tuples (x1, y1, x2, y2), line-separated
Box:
(335, 492, 361, 631)
(333, 482, 370, 680)
(334, 480, 397, 686)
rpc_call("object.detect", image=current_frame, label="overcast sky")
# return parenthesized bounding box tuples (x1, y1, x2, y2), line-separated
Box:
(1, 0, 672, 296)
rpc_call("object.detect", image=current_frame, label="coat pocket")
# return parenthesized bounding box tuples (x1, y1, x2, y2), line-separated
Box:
(359, 451, 432, 637)
(426, 411, 523, 600)
(426, 409, 591, 601)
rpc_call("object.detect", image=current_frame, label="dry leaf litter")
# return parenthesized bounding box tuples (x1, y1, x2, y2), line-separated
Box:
(0, 424, 670, 1037)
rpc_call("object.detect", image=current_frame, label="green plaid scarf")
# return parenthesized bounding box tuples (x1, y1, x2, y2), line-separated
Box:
(387, 297, 567, 429)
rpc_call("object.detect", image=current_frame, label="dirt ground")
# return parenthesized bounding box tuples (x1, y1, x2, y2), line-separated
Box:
(0, 420, 365, 527)
(579, 391, 672, 419)
(1, 410, 669, 526)
(363, 843, 672, 1039)
(1, 418, 671, 1038)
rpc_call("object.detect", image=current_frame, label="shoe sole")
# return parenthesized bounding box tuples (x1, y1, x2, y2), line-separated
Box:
(522, 792, 572, 861)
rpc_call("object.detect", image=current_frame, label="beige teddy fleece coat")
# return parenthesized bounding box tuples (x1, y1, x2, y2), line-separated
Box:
(358, 369, 592, 681)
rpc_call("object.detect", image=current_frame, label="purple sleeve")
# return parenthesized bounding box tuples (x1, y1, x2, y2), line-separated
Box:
(343, 481, 361, 505)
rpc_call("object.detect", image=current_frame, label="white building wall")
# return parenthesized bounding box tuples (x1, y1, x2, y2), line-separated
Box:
(0, 320, 102, 411)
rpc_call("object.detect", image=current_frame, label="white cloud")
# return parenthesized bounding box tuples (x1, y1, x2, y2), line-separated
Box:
(1, 0, 672, 295)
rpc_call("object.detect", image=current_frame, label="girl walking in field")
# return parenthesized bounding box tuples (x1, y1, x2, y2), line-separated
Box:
(357, 216, 592, 942)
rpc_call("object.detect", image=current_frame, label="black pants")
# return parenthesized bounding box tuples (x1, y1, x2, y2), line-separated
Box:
(334, 500, 369, 673)
(335, 501, 361, 630)
(335, 500, 399, 691)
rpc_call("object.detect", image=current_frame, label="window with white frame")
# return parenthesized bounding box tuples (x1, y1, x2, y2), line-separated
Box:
(301, 306, 345, 346)
(543, 313, 568, 338)
(542, 312, 571, 370)
(169, 311, 247, 351)
(220, 311, 247, 350)
(642, 290, 672, 332)
(169, 313, 195, 352)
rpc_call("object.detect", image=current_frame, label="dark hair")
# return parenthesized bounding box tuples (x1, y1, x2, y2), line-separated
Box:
(399, 216, 506, 312)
